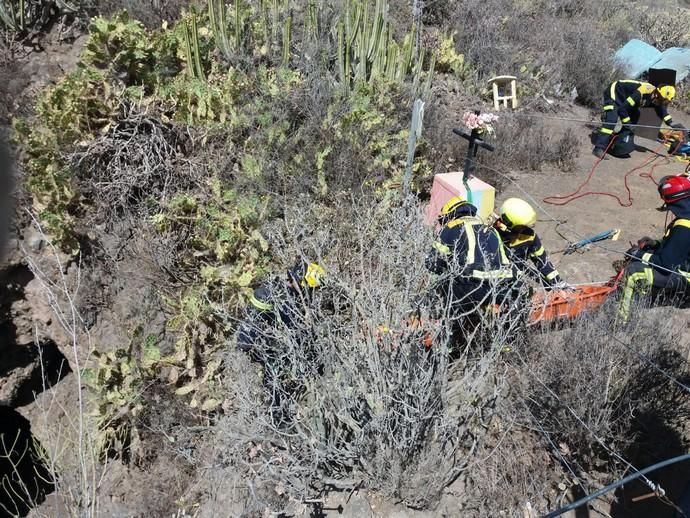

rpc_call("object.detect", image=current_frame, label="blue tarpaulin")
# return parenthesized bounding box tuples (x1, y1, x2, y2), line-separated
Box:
(614, 39, 690, 81)
(651, 47, 690, 82)
(614, 39, 661, 78)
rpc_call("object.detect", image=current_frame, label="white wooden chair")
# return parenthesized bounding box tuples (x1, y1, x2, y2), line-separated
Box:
(488, 75, 518, 110)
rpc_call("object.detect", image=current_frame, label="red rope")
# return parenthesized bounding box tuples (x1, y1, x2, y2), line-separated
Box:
(543, 135, 671, 207)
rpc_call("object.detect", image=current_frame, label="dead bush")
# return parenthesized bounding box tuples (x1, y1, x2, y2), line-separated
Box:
(635, 7, 690, 51)
(68, 104, 195, 227)
(518, 301, 690, 474)
(480, 114, 581, 173)
(462, 421, 567, 517)
(458, 301, 690, 517)
(213, 196, 527, 511)
(449, 0, 630, 107)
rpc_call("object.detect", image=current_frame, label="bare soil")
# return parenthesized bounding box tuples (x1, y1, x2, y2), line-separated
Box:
(498, 105, 688, 285)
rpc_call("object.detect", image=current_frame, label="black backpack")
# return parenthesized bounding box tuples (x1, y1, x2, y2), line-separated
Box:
(609, 127, 635, 157)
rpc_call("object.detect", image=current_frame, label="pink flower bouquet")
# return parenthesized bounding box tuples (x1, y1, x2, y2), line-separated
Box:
(462, 111, 499, 135)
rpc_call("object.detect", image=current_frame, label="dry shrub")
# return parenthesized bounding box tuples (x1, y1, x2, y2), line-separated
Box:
(423, 99, 579, 179)
(636, 6, 690, 51)
(519, 301, 690, 473)
(213, 196, 525, 512)
(448, 0, 628, 107)
(68, 105, 194, 227)
(459, 301, 690, 517)
(462, 423, 566, 517)
(483, 114, 580, 173)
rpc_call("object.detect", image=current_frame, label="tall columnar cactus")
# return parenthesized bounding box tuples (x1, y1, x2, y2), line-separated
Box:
(208, 0, 232, 59)
(208, 0, 246, 59)
(0, 0, 26, 32)
(260, 0, 270, 50)
(282, 10, 292, 67)
(234, 0, 242, 49)
(183, 10, 206, 80)
(335, 0, 426, 91)
(305, 0, 317, 41)
(0, 0, 77, 33)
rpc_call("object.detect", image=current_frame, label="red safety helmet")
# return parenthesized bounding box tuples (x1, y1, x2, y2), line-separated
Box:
(658, 175, 690, 204)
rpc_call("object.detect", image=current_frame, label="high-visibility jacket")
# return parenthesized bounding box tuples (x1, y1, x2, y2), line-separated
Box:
(633, 217, 690, 278)
(427, 214, 514, 282)
(494, 222, 562, 286)
(604, 80, 674, 126)
(236, 279, 304, 352)
(619, 216, 690, 321)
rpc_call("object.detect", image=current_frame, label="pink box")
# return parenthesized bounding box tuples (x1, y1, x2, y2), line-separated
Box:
(424, 172, 496, 225)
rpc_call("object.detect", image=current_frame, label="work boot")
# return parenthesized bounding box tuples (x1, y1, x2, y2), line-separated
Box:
(592, 146, 608, 160)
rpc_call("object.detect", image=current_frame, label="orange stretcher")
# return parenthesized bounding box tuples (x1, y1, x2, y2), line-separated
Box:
(376, 269, 625, 348)
(528, 270, 624, 325)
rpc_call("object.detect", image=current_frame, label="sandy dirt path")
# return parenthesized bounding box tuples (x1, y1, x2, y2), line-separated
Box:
(496, 113, 689, 285)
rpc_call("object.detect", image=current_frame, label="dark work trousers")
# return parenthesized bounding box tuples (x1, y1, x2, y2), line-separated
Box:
(594, 98, 640, 150)
(618, 260, 690, 322)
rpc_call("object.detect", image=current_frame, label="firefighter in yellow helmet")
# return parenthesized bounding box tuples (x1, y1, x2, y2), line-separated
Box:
(236, 260, 326, 353)
(494, 198, 571, 290)
(426, 195, 515, 314)
(593, 81, 683, 159)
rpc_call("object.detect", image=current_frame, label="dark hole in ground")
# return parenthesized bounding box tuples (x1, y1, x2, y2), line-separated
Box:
(0, 406, 55, 517)
(0, 264, 33, 352)
(0, 262, 72, 407)
(10, 340, 72, 408)
(610, 350, 690, 518)
(609, 410, 690, 518)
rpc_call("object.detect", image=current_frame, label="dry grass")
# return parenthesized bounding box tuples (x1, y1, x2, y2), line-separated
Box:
(461, 300, 690, 516)
(446, 0, 629, 107)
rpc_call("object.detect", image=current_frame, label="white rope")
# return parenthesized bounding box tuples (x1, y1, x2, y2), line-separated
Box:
(510, 112, 683, 132)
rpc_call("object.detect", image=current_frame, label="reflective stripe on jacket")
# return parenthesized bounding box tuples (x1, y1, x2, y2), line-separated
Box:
(428, 215, 513, 281)
(606, 80, 672, 124)
(495, 223, 561, 285)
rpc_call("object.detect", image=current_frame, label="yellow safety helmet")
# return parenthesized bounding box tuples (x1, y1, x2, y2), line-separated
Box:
(303, 262, 326, 288)
(656, 85, 676, 102)
(289, 261, 326, 288)
(500, 198, 537, 229)
(438, 195, 468, 223)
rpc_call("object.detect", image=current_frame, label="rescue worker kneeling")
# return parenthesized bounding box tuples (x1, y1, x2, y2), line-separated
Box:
(236, 260, 325, 424)
(426, 196, 515, 322)
(618, 175, 690, 322)
(495, 198, 571, 290)
(236, 260, 325, 357)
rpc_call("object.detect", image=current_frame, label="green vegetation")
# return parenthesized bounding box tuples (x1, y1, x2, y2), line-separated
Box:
(16, 1, 686, 515)
(12, 0, 443, 465)
(83, 328, 161, 458)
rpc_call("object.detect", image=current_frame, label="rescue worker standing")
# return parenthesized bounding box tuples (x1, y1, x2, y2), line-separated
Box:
(593, 81, 682, 159)
(236, 260, 326, 356)
(494, 198, 570, 289)
(426, 195, 514, 315)
(618, 175, 690, 322)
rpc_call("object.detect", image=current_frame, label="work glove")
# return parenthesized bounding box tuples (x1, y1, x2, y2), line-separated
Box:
(625, 245, 643, 260)
(637, 236, 660, 250)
